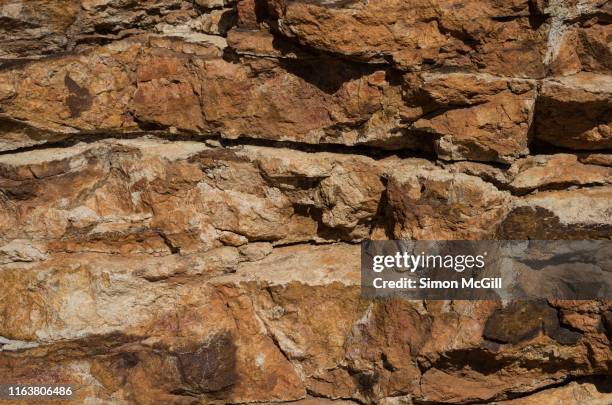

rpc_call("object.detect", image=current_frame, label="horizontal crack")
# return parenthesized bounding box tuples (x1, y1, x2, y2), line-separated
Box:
(2, 131, 609, 200)
(0, 130, 433, 161)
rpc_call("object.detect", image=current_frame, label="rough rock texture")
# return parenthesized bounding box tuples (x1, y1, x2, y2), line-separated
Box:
(0, 0, 610, 404)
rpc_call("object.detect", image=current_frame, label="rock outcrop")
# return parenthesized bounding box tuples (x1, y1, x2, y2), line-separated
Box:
(0, 0, 610, 403)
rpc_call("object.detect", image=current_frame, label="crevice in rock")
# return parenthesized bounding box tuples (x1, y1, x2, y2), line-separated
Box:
(530, 138, 612, 156)
(0, 47, 94, 71)
(271, 239, 357, 249)
(155, 230, 181, 254)
(498, 375, 611, 404)
(511, 181, 611, 196)
(0, 130, 433, 161)
(527, 1, 549, 30)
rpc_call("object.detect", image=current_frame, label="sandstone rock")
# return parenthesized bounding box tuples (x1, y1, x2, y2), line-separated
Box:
(1, 240, 610, 403)
(548, 3, 611, 76)
(4, 138, 609, 250)
(264, 0, 550, 77)
(507, 153, 612, 194)
(0, 1, 611, 403)
(0, 356, 119, 403)
(535, 73, 612, 150)
(2, 245, 366, 402)
(0, 0, 80, 59)
(0, 239, 47, 264)
(0, 0, 236, 59)
(406, 73, 536, 163)
(0, 139, 390, 257)
(447, 153, 612, 194)
(445, 160, 511, 189)
(579, 153, 612, 167)
(316, 162, 385, 238)
(561, 310, 604, 333)
(483, 301, 577, 344)
(0, 244, 358, 402)
(385, 161, 511, 239)
(498, 187, 612, 239)
(0, 37, 413, 149)
(227, 29, 284, 57)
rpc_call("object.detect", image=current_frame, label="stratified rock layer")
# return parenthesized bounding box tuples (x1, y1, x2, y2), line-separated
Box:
(0, 0, 610, 404)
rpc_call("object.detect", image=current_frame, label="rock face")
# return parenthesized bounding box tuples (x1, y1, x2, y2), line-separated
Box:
(0, 0, 610, 404)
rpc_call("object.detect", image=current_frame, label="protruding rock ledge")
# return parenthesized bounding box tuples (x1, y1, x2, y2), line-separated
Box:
(1, 32, 608, 162)
(535, 73, 612, 150)
(1, 138, 610, 261)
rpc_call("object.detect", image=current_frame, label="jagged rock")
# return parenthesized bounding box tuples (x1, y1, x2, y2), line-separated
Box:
(445, 160, 512, 188)
(0, 0, 236, 59)
(447, 154, 612, 194)
(580, 153, 612, 167)
(507, 154, 612, 194)
(498, 187, 612, 239)
(0, 244, 355, 402)
(264, 0, 550, 77)
(535, 73, 612, 150)
(0, 37, 413, 149)
(0, 116, 68, 152)
(0, 139, 392, 256)
(0, 1, 611, 403)
(406, 72, 536, 163)
(2, 244, 609, 403)
(0, 0, 81, 59)
(385, 161, 511, 239)
(0, 140, 610, 403)
(548, 3, 612, 75)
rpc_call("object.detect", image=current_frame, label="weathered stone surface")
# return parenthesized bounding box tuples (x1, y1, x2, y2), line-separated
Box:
(406, 72, 536, 163)
(507, 153, 612, 194)
(0, 116, 69, 151)
(447, 153, 612, 194)
(2, 243, 609, 403)
(0, 245, 354, 402)
(385, 161, 511, 239)
(264, 0, 551, 77)
(0, 0, 236, 59)
(547, 1, 612, 76)
(535, 73, 612, 150)
(14, 138, 612, 256)
(1, 137, 609, 252)
(0, 139, 390, 255)
(499, 187, 612, 239)
(0, 1, 611, 404)
(580, 153, 612, 167)
(0, 37, 415, 150)
(0, 0, 80, 59)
